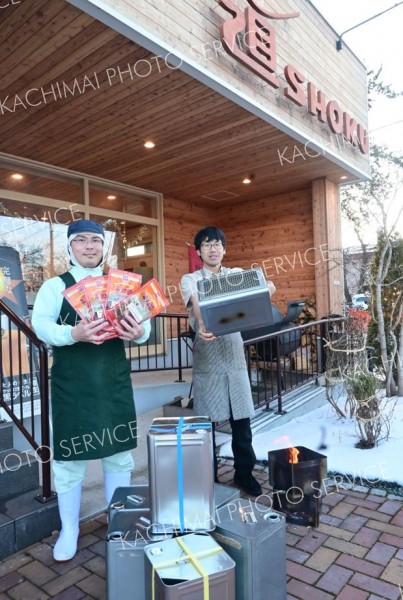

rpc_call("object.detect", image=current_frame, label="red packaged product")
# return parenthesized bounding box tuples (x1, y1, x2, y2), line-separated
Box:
(105, 269, 142, 310)
(105, 278, 169, 326)
(82, 275, 118, 339)
(62, 278, 92, 322)
(82, 276, 108, 320)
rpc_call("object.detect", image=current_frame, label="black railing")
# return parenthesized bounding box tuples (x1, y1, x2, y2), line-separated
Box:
(127, 313, 193, 381)
(0, 299, 54, 502)
(243, 318, 344, 413)
(2, 305, 342, 504)
(128, 313, 343, 415)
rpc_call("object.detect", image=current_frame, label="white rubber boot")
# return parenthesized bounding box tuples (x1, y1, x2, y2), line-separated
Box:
(53, 482, 82, 562)
(104, 470, 131, 504)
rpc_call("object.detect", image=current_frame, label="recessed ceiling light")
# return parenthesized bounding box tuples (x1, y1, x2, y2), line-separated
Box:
(107, 195, 117, 200)
(242, 177, 252, 184)
(340, 175, 348, 180)
(144, 140, 156, 149)
(11, 173, 24, 180)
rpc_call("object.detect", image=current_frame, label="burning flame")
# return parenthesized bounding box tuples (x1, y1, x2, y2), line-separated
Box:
(288, 447, 300, 464)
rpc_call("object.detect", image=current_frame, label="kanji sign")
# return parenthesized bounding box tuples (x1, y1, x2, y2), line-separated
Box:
(218, 0, 369, 154)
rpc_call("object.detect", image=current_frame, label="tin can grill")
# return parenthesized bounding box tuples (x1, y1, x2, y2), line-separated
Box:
(268, 446, 327, 527)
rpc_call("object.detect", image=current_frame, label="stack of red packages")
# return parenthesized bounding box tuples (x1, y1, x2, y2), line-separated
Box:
(62, 269, 169, 339)
(104, 278, 169, 329)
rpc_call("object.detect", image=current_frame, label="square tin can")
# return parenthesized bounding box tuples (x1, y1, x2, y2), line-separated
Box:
(147, 417, 214, 533)
(108, 485, 150, 521)
(212, 498, 287, 600)
(106, 509, 172, 600)
(144, 532, 235, 600)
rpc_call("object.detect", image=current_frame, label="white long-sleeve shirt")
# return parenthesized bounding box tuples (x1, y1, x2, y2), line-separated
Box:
(32, 265, 151, 347)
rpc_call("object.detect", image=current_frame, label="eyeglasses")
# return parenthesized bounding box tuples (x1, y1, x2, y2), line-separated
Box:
(72, 237, 103, 245)
(200, 241, 224, 250)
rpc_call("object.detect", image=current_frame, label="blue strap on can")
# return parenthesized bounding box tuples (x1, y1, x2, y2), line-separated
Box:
(177, 416, 185, 533)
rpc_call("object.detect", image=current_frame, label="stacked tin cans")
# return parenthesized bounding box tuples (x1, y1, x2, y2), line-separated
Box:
(105, 416, 287, 599)
(106, 485, 172, 600)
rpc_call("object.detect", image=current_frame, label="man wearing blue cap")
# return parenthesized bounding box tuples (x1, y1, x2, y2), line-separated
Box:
(32, 219, 150, 561)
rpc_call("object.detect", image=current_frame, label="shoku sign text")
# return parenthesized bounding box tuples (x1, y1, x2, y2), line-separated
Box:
(218, 0, 369, 154)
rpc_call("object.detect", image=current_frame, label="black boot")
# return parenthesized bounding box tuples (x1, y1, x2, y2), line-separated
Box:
(233, 472, 262, 496)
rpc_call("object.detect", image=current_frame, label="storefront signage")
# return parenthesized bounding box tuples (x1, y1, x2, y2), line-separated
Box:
(218, 0, 369, 154)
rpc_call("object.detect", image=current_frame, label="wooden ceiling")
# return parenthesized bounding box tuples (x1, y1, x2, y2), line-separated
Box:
(0, 0, 359, 206)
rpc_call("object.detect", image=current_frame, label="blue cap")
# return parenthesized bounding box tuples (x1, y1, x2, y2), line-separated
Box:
(67, 219, 104, 238)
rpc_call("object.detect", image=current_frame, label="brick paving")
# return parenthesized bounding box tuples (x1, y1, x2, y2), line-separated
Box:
(0, 460, 402, 599)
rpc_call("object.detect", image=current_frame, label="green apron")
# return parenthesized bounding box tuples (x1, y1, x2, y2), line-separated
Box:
(51, 272, 137, 461)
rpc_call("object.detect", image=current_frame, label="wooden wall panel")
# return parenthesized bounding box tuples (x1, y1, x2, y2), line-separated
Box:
(163, 197, 211, 314)
(214, 189, 316, 315)
(163, 189, 318, 319)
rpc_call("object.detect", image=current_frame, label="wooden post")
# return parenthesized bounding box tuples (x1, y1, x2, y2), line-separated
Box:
(312, 178, 344, 319)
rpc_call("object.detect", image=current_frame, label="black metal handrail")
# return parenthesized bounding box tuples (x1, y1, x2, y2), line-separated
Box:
(243, 317, 344, 413)
(3, 304, 342, 502)
(0, 299, 54, 502)
(127, 313, 193, 380)
(127, 313, 344, 416)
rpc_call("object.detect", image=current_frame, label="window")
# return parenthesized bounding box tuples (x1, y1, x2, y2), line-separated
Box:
(0, 155, 163, 311)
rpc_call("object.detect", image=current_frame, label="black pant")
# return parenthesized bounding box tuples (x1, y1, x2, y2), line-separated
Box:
(212, 416, 256, 478)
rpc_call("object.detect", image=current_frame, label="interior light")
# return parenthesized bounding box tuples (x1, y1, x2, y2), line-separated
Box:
(107, 195, 117, 200)
(11, 173, 24, 181)
(242, 177, 252, 184)
(127, 245, 146, 257)
(144, 141, 156, 149)
(340, 175, 348, 180)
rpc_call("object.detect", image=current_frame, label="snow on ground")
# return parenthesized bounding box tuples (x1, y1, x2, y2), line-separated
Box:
(219, 396, 403, 486)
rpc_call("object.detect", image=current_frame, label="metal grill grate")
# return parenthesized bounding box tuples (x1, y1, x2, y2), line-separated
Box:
(197, 269, 264, 299)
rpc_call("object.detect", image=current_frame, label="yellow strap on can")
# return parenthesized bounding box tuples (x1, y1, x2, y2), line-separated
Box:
(151, 537, 223, 600)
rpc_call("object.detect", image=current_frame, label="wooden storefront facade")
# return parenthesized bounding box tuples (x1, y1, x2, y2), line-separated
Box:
(0, 0, 371, 318)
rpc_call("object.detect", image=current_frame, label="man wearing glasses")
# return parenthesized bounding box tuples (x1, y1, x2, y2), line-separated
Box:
(32, 219, 150, 561)
(181, 226, 275, 496)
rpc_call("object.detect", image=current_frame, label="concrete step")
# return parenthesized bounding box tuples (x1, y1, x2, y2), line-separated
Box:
(217, 382, 327, 437)
(0, 486, 59, 560)
(250, 382, 327, 435)
(0, 422, 13, 451)
(0, 449, 39, 500)
(133, 370, 192, 415)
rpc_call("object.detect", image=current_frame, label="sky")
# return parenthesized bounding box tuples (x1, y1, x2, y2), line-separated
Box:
(310, 1, 403, 153)
(310, 1, 403, 247)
